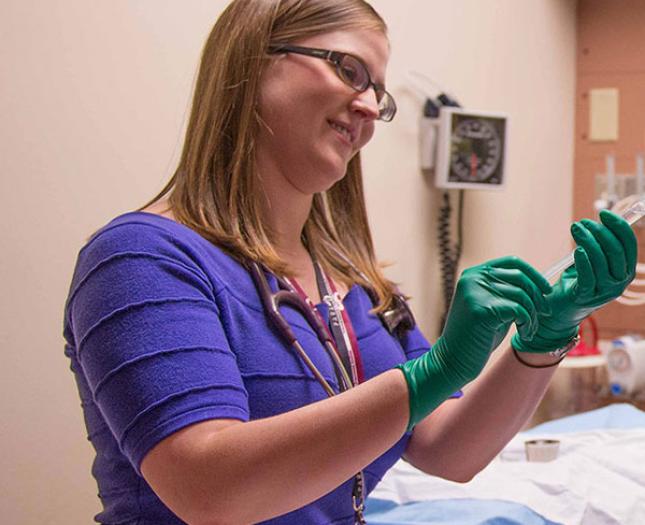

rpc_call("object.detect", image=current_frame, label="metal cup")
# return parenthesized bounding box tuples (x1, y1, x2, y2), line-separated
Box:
(524, 439, 560, 462)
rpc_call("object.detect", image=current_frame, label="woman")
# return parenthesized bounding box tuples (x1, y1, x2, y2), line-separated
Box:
(63, 1, 637, 524)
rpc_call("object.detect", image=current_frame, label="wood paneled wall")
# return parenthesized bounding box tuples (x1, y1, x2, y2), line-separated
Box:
(575, 0, 645, 339)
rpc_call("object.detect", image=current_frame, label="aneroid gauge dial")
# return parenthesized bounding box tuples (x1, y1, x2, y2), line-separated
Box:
(450, 117, 502, 183)
(435, 108, 508, 190)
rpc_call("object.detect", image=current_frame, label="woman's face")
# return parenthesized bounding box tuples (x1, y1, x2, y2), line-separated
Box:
(256, 28, 390, 195)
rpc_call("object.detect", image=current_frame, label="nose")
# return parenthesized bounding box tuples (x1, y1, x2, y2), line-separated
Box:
(350, 88, 380, 120)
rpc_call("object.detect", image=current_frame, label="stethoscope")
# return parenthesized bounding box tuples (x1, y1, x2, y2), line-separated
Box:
(248, 259, 416, 395)
(248, 261, 353, 396)
(248, 258, 415, 524)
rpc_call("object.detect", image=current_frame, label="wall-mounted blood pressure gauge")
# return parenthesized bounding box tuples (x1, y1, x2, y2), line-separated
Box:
(435, 107, 508, 190)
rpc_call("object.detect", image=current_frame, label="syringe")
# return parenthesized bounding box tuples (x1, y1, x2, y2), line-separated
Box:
(542, 199, 645, 282)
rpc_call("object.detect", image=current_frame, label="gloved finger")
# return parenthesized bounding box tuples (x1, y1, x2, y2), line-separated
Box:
(571, 221, 610, 284)
(580, 217, 626, 281)
(488, 267, 550, 315)
(488, 282, 539, 339)
(573, 245, 596, 300)
(487, 256, 552, 296)
(599, 209, 638, 278)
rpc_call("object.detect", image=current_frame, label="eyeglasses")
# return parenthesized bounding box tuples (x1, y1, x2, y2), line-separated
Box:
(268, 43, 397, 122)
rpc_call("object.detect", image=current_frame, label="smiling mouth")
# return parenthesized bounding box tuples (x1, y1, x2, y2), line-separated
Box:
(328, 120, 354, 144)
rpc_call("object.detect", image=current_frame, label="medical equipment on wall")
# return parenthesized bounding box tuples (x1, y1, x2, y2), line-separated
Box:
(588, 154, 645, 308)
(434, 107, 508, 189)
(594, 153, 645, 213)
(605, 335, 645, 396)
(542, 198, 645, 282)
(411, 73, 509, 189)
(410, 71, 509, 329)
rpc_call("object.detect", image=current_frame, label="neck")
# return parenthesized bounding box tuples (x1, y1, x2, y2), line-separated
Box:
(265, 200, 315, 283)
(265, 196, 313, 261)
(256, 156, 315, 262)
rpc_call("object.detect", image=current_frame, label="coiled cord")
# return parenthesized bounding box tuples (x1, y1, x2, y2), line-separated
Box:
(437, 190, 464, 332)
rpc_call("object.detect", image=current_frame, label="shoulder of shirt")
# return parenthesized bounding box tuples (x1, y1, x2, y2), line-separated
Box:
(75, 211, 248, 296)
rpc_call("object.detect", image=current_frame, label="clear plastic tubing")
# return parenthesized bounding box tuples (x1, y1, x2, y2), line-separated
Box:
(542, 199, 645, 282)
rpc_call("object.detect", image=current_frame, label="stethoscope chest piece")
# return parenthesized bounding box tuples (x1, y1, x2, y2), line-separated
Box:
(379, 293, 416, 339)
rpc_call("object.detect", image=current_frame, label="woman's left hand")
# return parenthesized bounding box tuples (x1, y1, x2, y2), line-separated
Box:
(512, 210, 638, 354)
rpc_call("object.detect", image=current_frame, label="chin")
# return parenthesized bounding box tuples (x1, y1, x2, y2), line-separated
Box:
(320, 164, 350, 191)
(298, 156, 347, 193)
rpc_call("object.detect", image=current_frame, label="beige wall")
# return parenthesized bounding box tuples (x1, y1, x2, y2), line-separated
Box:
(0, 1, 576, 523)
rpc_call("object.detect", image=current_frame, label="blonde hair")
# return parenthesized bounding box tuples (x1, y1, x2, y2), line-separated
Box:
(146, 0, 397, 312)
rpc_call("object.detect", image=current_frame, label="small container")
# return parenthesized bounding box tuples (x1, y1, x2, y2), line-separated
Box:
(524, 439, 560, 462)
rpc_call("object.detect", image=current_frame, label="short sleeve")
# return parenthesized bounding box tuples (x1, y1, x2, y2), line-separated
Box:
(66, 223, 249, 471)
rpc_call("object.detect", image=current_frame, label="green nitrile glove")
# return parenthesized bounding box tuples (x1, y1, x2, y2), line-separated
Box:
(397, 256, 552, 430)
(512, 210, 638, 354)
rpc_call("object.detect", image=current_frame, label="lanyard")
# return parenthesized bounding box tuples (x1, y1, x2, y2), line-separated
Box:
(313, 261, 365, 386)
(286, 263, 367, 522)
(286, 265, 365, 389)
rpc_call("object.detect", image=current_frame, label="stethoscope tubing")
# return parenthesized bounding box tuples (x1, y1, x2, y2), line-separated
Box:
(250, 261, 353, 395)
(249, 260, 366, 521)
(290, 339, 337, 397)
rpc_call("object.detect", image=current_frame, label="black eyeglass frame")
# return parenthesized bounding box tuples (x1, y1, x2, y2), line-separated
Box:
(268, 43, 396, 122)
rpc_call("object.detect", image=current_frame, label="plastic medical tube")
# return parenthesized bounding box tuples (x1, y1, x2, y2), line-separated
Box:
(542, 200, 645, 282)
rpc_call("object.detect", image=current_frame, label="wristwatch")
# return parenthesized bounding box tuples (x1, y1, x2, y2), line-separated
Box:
(548, 334, 581, 359)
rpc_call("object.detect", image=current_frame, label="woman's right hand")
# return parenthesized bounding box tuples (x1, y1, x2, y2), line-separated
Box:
(397, 256, 552, 430)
